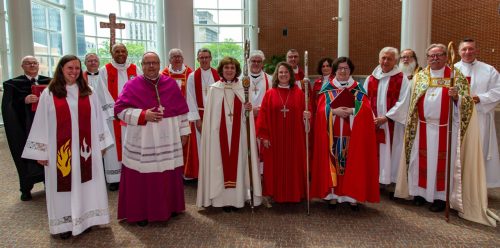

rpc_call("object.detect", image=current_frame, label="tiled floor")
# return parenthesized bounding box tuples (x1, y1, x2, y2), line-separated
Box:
(0, 127, 499, 247)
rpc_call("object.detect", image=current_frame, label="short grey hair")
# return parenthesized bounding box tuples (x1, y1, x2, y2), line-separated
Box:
(111, 43, 127, 53)
(248, 50, 265, 61)
(426, 43, 447, 56)
(168, 48, 184, 59)
(379, 47, 399, 60)
(84, 53, 99, 63)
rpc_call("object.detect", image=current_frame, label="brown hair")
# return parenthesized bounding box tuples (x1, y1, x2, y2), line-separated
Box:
(316, 57, 333, 75)
(271, 62, 296, 88)
(217, 56, 241, 80)
(49, 55, 92, 98)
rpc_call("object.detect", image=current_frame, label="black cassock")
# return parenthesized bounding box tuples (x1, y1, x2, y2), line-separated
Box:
(2, 75, 51, 194)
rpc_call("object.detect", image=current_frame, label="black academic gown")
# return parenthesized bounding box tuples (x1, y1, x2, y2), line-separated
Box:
(1, 75, 51, 194)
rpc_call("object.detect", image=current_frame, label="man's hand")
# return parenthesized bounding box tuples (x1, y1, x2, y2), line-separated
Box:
(37, 160, 48, 166)
(25, 94, 39, 104)
(449, 87, 459, 101)
(244, 102, 253, 111)
(472, 95, 480, 103)
(181, 135, 189, 146)
(374, 116, 388, 127)
(263, 139, 271, 148)
(195, 119, 202, 133)
(145, 108, 163, 122)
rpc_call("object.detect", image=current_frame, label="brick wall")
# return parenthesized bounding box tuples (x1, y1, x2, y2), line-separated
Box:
(259, 0, 500, 75)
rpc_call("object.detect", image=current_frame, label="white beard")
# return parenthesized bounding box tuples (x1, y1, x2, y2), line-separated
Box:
(399, 61, 416, 76)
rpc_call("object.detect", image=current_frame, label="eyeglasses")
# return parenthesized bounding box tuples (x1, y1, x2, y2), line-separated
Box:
(250, 60, 263, 64)
(337, 67, 350, 72)
(400, 56, 413, 60)
(427, 53, 446, 58)
(23, 62, 39, 66)
(143, 62, 160, 67)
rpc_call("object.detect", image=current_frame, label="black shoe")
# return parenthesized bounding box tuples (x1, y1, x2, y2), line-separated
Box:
(137, 220, 148, 227)
(413, 196, 426, 206)
(231, 206, 239, 212)
(108, 183, 119, 191)
(328, 203, 337, 209)
(83, 227, 92, 234)
(388, 192, 395, 200)
(20, 192, 32, 201)
(350, 204, 360, 212)
(222, 206, 232, 213)
(429, 200, 446, 212)
(59, 232, 72, 239)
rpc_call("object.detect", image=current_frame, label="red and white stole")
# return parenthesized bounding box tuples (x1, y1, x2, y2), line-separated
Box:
(219, 87, 242, 188)
(194, 68, 220, 120)
(366, 72, 404, 146)
(417, 66, 452, 191)
(105, 63, 137, 162)
(53, 92, 92, 192)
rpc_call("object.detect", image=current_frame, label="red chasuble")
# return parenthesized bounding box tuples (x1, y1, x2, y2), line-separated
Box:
(162, 66, 201, 178)
(366, 72, 404, 146)
(194, 68, 220, 120)
(105, 63, 138, 162)
(53, 93, 92, 192)
(256, 87, 307, 202)
(310, 81, 379, 203)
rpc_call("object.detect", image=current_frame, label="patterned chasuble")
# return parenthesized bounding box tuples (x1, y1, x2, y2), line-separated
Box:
(320, 81, 366, 176)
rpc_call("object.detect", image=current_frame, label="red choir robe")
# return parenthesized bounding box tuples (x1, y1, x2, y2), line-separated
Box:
(162, 65, 200, 178)
(310, 79, 380, 203)
(257, 86, 308, 202)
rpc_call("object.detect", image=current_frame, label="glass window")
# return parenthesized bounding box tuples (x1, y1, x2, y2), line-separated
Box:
(32, 1, 63, 76)
(194, 0, 246, 68)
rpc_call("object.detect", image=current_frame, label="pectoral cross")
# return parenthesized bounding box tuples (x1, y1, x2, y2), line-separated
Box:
(281, 106, 289, 118)
(100, 13, 125, 52)
(158, 104, 165, 115)
(228, 112, 233, 120)
(253, 87, 259, 94)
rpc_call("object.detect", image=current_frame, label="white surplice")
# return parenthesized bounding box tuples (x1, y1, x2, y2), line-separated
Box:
(22, 84, 113, 235)
(197, 81, 262, 208)
(363, 66, 411, 184)
(408, 67, 460, 202)
(98, 61, 141, 183)
(186, 68, 218, 156)
(248, 71, 273, 108)
(455, 60, 500, 188)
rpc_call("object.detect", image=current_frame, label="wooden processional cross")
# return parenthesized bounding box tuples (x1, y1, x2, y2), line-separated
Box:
(100, 13, 125, 52)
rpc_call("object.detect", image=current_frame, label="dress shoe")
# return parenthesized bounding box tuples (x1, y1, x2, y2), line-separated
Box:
(222, 206, 232, 213)
(429, 200, 446, 212)
(137, 220, 148, 227)
(108, 183, 119, 191)
(20, 192, 32, 201)
(413, 196, 426, 206)
(388, 192, 395, 200)
(59, 232, 72, 239)
(350, 204, 360, 212)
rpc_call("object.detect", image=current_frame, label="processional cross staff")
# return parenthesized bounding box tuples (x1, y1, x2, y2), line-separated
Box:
(303, 51, 311, 215)
(241, 40, 255, 212)
(445, 41, 457, 223)
(100, 13, 125, 52)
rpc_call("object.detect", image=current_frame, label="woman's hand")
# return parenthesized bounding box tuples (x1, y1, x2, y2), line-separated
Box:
(37, 160, 48, 166)
(263, 139, 271, 148)
(333, 107, 352, 118)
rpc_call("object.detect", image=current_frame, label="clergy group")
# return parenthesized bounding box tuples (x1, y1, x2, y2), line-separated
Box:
(2, 38, 499, 239)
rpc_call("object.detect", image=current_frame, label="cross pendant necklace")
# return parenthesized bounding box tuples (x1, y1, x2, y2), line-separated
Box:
(223, 87, 234, 121)
(148, 76, 164, 115)
(277, 87, 290, 118)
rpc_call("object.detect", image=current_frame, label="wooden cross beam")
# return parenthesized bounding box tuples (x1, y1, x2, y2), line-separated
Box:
(100, 13, 125, 52)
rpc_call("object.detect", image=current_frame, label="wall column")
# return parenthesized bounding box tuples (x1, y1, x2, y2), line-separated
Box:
(401, 0, 432, 67)
(337, 0, 349, 57)
(61, 0, 77, 55)
(164, 0, 194, 68)
(7, 0, 34, 76)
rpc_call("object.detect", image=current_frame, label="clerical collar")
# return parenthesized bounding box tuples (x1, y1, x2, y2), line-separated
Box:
(278, 84, 290, 89)
(145, 75, 160, 83)
(111, 60, 129, 69)
(87, 71, 99, 76)
(293, 67, 299, 74)
(333, 76, 354, 88)
(372, 65, 400, 80)
(169, 64, 186, 74)
(462, 59, 477, 66)
(430, 67, 446, 77)
(25, 75, 38, 81)
(250, 72, 262, 79)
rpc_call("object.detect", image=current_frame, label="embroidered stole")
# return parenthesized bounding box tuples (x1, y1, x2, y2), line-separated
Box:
(162, 67, 191, 96)
(417, 66, 451, 191)
(219, 95, 242, 188)
(367, 72, 403, 146)
(194, 68, 220, 119)
(105, 63, 137, 161)
(53, 93, 92, 192)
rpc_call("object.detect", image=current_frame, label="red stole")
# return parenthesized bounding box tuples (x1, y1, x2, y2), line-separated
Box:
(417, 66, 451, 191)
(294, 67, 304, 81)
(53, 93, 92, 192)
(366, 72, 404, 146)
(194, 68, 220, 119)
(105, 63, 137, 161)
(219, 95, 242, 188)
(161, 66, 193, 96)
